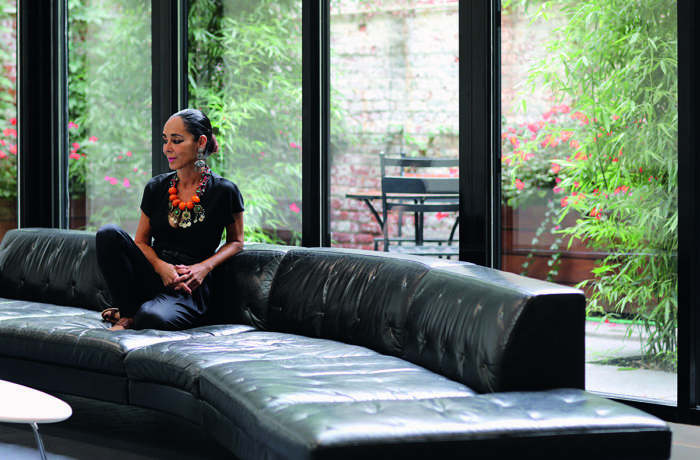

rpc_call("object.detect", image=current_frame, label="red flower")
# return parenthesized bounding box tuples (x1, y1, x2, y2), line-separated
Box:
(515, 179, 525, 191)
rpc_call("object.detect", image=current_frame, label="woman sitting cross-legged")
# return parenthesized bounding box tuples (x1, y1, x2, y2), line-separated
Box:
(96, 108, 244, 331)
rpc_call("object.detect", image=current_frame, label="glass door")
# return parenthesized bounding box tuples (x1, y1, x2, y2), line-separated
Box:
(329, 0, 459, 255)
(500, 0, 678, 403)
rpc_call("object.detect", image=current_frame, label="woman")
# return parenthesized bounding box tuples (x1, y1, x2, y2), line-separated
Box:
(96, 108, 244, 330)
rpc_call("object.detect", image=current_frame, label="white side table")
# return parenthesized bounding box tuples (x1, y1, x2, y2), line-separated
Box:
(0, 380, 72, 460)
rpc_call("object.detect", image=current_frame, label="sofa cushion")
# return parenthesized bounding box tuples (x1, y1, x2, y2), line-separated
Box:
(0, 228, 114, 312)
(266, 248, 586, 394)
(125, 330, 392, 398)
(209, 244, 291, 328)
(200, 365, 669, 460)
(267, 249, 437, 355)
(403, 264, 585, 393)
(0, 300, 253, 376)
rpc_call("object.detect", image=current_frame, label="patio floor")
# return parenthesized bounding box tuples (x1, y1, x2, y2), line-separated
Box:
(585, 319, 677, 403)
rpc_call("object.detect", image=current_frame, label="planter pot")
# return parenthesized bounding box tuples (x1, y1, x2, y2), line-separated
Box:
(0, 197, 17, 242)
(501, 203, 601, 286)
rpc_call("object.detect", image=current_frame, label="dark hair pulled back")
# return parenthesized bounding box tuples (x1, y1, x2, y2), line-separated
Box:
(170, 108, 219, 158)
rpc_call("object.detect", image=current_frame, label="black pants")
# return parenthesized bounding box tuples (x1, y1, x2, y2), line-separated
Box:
(95, 224, 210, 330)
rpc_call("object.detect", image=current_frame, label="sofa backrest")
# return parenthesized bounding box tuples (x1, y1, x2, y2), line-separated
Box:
(0, 228, 114, 312)
(266, 248, 585, 394)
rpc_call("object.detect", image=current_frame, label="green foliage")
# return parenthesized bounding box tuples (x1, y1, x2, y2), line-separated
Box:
(508, 0, 678, 366)
(188, 0, 303, 244)
(68, 0, 152, 229)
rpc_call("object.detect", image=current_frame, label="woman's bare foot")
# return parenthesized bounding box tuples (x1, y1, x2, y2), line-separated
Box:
(109, 317, 134, 330)
(101, 308, 121, 325)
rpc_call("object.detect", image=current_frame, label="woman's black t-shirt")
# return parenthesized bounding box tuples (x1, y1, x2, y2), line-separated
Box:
(140, 171, 244, 263)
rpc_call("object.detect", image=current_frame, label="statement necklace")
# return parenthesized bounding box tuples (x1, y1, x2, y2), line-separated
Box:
(167, 171, 211, 228)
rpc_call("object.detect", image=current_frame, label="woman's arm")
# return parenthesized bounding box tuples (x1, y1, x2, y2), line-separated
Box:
(178, 212, 245, 292)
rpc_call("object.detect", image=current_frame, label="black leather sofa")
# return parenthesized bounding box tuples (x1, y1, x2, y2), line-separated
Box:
(0, 228, 671, 459)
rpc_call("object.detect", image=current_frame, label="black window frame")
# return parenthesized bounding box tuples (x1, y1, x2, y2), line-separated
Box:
(15, 0, 700, 424)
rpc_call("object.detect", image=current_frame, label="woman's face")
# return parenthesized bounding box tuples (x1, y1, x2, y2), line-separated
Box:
(162, 116, 205, 171)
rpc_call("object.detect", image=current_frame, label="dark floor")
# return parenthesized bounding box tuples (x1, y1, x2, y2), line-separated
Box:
(0, 393, 236, 459)
(0, 393, 698, 459)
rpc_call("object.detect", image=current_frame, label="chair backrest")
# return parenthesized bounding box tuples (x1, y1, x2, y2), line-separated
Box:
(380, 152, 459, 178)
(379, 153, 459, 250)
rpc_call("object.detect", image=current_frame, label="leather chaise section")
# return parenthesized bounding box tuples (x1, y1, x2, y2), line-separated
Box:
(125, 331, 382, 397)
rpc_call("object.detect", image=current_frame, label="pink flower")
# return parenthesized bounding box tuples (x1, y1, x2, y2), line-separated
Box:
(550, 162, 561, 174)
(10, 117, 16, 126)
(289, 141, 300, 149)
(123, 178, 131, 188)
(435, 212, 449, 220)
(126, 151, 132, 157)
(289, 203, 300, 213)
(515, 179, 525, 190)
(89, 136, 98, 143)
(9, 144, 16, 155)
(69, 153, 81, 160)
(72, 142, 80, 149)
(68, 121, 78, 129)
(0, 151, 6, 159)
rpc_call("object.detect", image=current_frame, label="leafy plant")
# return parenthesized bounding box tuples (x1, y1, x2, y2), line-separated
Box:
(188, 0, 304, 244)
(512, 0, 678, 367)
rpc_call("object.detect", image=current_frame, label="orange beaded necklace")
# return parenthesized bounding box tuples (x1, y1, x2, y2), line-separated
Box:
(167, 171, 210, 228)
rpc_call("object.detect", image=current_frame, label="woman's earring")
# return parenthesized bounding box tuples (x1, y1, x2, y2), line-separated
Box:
(195, 148, 207, 173)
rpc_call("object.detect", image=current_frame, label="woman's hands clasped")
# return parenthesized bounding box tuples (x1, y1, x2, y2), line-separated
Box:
(158, 262, 210, 295)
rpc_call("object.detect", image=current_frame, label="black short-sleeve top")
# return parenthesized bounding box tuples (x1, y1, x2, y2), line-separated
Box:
(140, 171, 244, 263)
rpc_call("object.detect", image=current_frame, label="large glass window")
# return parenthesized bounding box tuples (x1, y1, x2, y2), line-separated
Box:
(0, 0, 16, 241)
(330, 0, 459, 254)
(501, 0, 677, 403)
(188, 0, 302, 244)
(67, 0, 152, 232)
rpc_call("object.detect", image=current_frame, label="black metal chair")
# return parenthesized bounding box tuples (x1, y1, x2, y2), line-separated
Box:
(378, 153, 459, 258)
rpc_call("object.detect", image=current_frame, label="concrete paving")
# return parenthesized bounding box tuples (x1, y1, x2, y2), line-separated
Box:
(585, 319, 677, 403)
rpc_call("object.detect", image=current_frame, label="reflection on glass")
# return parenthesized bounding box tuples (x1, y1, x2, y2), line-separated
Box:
(0, 0, 16, 241)
(330, 0, 459, 253)
(501, 1, 677, 403)
(68, 0, 152, 232)
(188, 0, 303, 245)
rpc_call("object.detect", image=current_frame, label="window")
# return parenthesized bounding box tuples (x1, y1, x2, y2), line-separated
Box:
(500, 0, 678, 403)
(67, 0, 152, 232)
(188, 0, 303, 245)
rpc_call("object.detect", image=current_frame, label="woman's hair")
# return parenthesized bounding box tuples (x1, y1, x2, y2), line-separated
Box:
(170, 108, 219, 158)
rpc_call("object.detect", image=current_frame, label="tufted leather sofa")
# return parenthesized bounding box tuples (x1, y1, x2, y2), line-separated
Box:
(0, 228, 671, 459)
